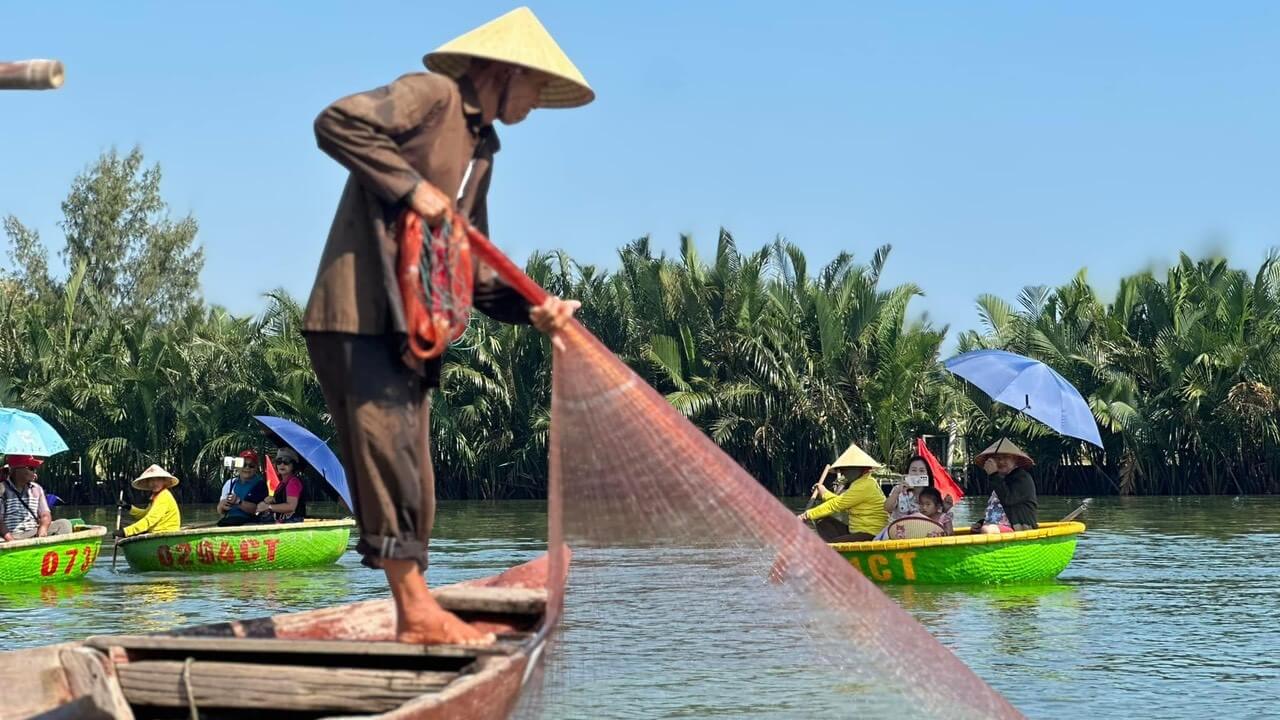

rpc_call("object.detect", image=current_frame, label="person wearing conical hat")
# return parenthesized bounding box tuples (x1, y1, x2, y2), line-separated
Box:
(303, 7, 589, 646)
(798, 443, 889, 542)
(971, 438, 1038, 532)
(118, 465, 181, 538)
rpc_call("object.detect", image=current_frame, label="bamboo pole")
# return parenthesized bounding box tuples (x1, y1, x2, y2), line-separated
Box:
(0, 60, 65, 90)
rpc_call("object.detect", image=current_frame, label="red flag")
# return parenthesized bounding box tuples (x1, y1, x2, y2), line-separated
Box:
(916, 437, 964, 503)
(263, 453, 279, 491)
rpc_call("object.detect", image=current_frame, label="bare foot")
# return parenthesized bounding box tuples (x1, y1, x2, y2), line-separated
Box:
(397, 604, 495, 646)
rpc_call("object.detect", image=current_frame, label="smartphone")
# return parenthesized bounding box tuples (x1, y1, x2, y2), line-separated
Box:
(904, 473, 930, 488)
(222, 456, 245, 470)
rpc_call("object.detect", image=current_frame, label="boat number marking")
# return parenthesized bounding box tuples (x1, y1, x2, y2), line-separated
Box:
(846, 552, 917, 581)
(156, 538, 281, 567)
(38, 546, 96, 577)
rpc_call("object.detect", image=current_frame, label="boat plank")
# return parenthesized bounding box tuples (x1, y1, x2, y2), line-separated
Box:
(58, 647, 135, 720)
(115, 660, 457, 713)
(0, 643, 74, 718)
(434, 586, 546, 616)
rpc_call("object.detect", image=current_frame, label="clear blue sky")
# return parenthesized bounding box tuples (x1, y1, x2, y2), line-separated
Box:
(4, 2, 1279, 346)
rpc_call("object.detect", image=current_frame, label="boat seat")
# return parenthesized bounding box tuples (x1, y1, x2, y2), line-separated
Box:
(81, 633, 532, 717)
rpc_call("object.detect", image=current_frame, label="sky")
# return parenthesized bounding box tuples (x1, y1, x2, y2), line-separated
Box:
(4, 1, 1279, 348)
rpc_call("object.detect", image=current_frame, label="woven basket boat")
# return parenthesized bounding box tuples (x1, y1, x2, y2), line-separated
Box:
(831, 521, 1085, 585)
(0, 525, 107, 585)
(117, 518, 354, 573)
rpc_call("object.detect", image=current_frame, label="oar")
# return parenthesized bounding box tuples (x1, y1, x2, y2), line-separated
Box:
(802, 465, 832, 526)
(110, 489, 125, 571)
(1060, 498, 1092, 522)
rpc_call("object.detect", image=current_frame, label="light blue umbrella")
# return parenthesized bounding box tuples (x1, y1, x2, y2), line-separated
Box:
(0, 407, 69, 457)
(943, 349, 1103, 448)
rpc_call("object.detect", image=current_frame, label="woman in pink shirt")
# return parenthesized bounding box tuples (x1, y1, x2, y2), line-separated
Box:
(257, 448, 307, 523)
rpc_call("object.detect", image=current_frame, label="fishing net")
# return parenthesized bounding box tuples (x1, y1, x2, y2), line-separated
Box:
(459, 224, 1023, 719)
(397, 210, 474, 361)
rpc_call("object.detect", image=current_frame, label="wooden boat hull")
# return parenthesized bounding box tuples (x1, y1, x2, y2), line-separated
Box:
(832, 521, 1085, 585)
(0, 553, 558, 720)
(117, 518, 353, 573)
(0, 526, 106, 585)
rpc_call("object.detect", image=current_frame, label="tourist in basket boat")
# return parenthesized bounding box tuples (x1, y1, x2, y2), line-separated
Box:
(970, 438, 1039, 532)
(0, 454, 72, 542)
(303, 8, 585, 645)
(255, 447, 306, 523)
(798, 443, 890, 542)
(216, 449, 269, 527)
(884, 455, 956, 521)
(117, 464, 181, 538)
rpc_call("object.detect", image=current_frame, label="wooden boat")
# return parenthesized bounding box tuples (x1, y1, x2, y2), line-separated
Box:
(0, 525, 106, 585)
(0, 553, 557, 719)
(117, 518, 354, 573)
(832, 520, 1085, 585)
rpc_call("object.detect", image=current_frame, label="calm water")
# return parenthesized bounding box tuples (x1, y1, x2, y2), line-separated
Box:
(2, 497, 1277, 718)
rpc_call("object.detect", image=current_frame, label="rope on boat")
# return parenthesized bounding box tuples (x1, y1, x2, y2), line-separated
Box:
(182, 656, 200, 720)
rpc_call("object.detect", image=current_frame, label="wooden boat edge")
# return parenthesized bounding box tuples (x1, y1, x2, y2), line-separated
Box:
(829, 520, 1086, 553)
(116, 518, 355, 546)
(0, 525, 107, 552)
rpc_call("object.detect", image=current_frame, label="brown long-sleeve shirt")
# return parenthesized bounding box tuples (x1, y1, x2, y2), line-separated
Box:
(304, 72, 529, 375)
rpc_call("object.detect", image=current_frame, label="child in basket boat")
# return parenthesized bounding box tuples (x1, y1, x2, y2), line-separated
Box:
(874, 486, 953, 540)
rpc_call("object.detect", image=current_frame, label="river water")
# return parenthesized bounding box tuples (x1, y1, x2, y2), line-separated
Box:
(2, 496, 1276, 718)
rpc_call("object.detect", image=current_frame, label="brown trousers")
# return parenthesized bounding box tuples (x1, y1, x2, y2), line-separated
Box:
(306, 332, 434, 570)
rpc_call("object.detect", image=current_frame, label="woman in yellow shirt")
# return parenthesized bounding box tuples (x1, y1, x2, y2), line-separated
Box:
(798, 443, 888, 542)
(116, 465, 182, 538)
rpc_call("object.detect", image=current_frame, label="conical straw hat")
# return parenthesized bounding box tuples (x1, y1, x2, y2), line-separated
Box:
(829, 442, 882, 471)
(974, 438, 1035, 468)
(132, 464, 180, 490)
(424, 7, 594, 109)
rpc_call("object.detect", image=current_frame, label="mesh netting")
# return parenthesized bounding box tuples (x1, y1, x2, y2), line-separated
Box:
(512, 321, 1022, 719)
(397, 210, 474, 360)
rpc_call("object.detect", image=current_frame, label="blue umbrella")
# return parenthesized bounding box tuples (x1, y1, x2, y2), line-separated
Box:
(253, 416, 353, 511)
(943, 349, 1103, 448)
(0, 407, 69, 456)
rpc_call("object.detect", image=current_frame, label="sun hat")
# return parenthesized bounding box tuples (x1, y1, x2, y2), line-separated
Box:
(274, 447, 300, 464)
(424, 7, 594, 109)
(5, 454, 44, 469)
(829, 442, 883, 472)
(974, 438, 1035, 469)
(132, 464, 180, 490)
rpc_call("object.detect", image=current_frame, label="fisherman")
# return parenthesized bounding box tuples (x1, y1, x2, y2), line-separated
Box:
(118, 465, 182, 538)
(303, 8, 587, 645)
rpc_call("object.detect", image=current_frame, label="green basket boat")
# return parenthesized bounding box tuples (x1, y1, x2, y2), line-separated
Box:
(831, 521, 1085, 585)
(0, 525, 107, 585)
(118, 519, 354, 573)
